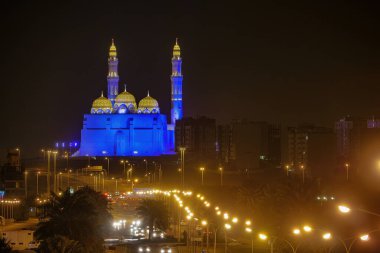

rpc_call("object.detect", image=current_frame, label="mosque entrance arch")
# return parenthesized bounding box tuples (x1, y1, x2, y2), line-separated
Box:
(114, 131, 126, 156)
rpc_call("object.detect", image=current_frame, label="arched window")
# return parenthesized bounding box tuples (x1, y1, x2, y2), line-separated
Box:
(97, 109, 103, 114)
(118, 104, 127, 114)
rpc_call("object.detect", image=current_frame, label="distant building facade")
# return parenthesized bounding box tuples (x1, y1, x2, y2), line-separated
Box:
(287, 125, 335, 178)
(217, 120, 281, 171)
(335, 116, 380, 174)
(175, 117, 217, 161)
(0, 149, 24, 198)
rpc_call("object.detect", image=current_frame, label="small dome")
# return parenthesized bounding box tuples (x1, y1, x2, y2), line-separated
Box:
(114, 86, 137, 113)
(91, 92, 112, 114)
(138, 92, 160, 114)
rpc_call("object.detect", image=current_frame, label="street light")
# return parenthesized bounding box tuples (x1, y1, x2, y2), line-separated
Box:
(200, 167, 205, 186)
(219, 167, 223, 186)
(105, 157, 110, 176)
(303, 225, 312, 233)
(300, 164, 305, 184)
(285, 164, 290, 176)
(179, 147, 186, 189)
(36, 171, 40, 196)
(245, 227, 254, 253)
(338, 205, 351, 213)
(224, 223, 231, 253)
(24, 171, 28, 198)
(120, 160, 127, 177)
(201, 220, 209, 251)
(338, 204, 380, 218)
(52, 151, 58, 193)
(323, 232, 332, 240)
(293, 228, 301, 235)
(345, 163, 350, 181)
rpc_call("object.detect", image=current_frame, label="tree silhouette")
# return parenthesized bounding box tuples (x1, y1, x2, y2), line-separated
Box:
(136, 199, 169, 240)
(0, 238, 11, 253)
(36, 186, 112, 253)
(39, 235, 84, 253)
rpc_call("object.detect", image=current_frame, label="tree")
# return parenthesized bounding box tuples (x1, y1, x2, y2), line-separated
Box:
(0, 237, 12, 253)
(36, 186, 112, 253)
(39, 235, 84, 253)
(136, 199, 169, 240)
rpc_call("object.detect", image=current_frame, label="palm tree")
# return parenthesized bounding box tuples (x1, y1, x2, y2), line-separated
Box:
(0, 238, 11, 253)
(36, 186, 112, 253)
(39, 235, 84, 253)
(136, 199, 169, 240)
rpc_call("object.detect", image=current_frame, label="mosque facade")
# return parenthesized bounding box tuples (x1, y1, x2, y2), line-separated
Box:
(74, 39, 183, 157)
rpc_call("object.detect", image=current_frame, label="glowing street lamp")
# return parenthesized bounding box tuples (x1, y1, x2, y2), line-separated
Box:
(293, 228, 301, 235)
(360, 234, 369, 241)
(200, 167, 205, 186)
(345, 163, 350, 181)
(219, 167, 223, 186)
(245, 227, 254, 253)
(224, 223, 231, 253)
(338, 205, 351, 213)
(232, 217, 238, 223)
(223, 213, 229, 220)
(258, 233, 268, 240)
(245, 220, 251, 226)
(300, 164, 305, 184)
(323, 232, 332, 240)
(303, 225, 312, 233)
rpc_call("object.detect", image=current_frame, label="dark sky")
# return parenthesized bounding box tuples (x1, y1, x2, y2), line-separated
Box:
(1, 0, 380, 157)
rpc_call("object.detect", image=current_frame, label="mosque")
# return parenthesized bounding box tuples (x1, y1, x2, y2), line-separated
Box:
(74, 39, 183, 157)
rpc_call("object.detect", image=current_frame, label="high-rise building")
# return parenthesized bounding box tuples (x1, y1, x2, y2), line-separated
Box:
(287, 125, 335, 178)
(335, 116, 380, 174)
(175, 117, 216, 161)
(75, 39, 183, 157)
(217, 120, 281, 171)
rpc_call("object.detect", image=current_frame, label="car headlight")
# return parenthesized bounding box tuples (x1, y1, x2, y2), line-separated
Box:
(139, 247, 143, 252)
(161, 250, 165, 253)
(168, 249, 172, 253)
(146, 247, 151, 252)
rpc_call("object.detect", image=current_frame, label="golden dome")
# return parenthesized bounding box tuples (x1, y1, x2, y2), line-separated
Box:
(138, 91, 160, 113)
(115, 86, 137, 113)
(173, 38, 181, 57)
(109, 39, 117, 57)
(91, 92, 112, 113)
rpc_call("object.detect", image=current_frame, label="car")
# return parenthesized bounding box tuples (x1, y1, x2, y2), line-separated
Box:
(138, 246, 151, 252)
(160, 246, 172, 253)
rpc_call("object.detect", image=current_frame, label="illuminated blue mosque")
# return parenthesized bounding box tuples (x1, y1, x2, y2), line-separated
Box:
(74, 39, 183, 157)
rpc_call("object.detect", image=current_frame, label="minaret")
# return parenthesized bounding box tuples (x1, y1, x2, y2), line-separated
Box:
(107, 39, 119, 104)
(171, 38, 183, 124)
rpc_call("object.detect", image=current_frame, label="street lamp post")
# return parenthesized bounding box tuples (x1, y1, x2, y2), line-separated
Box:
(143, 159, 148, 177)
(36, 172, 40, 196)
(105, 157, 110, 176)
(47, 150, 51, 194)
(200, 167, 205, 186)
(245, 227, 253, 253)
(345, 163, 349, 181)
(224, 223, 231, 253)
(121, 160, 127, 177)
(53, 151, 58, 193)
(16, 148, 21, 170)
(300, 164, 305, 184)
(285, 164, 290, 176)
(219, 167, 223, 186)
(24, 171, 28, 199)
(179, 147, 186, 189)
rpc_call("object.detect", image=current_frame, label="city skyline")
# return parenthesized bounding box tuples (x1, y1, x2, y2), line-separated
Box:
(1, 1, 380, 156)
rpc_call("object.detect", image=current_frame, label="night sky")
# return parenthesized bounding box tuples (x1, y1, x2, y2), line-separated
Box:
(1, 1, 380, 157)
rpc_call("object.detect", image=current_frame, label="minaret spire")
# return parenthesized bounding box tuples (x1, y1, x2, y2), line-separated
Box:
(170, 38, 183, 124)
(107, 39, 119, 105)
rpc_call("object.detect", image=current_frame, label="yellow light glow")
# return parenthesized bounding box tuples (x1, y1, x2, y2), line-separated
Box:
(201, 220, 207, 226)
(245, 220, 251, 226)
(360, 234, 369, 241)
(224, 223, 231, 230)
(245, 227, 252, 233)
(303, 225, 312, 232)
(223, 213, 229, 220)
(232, 217, 238, 223)
(293, 228, 301, 235)
(259, 233, 268, 240)
(323, 233, 332, 240)
(338, 205, 351, 213)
